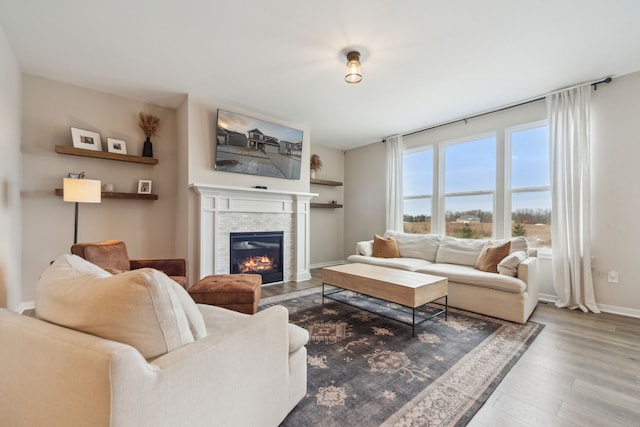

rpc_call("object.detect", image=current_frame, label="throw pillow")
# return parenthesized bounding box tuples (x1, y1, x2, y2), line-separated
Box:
(372, 234, 400, 258)
(475, 240, 512, 273)
(497, 251, 528, 276)
(36, 255, 200, 360)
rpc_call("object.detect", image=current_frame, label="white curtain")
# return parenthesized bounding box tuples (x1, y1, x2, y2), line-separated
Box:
(547, 85, 599, 313)
(386, 135, 404, 232)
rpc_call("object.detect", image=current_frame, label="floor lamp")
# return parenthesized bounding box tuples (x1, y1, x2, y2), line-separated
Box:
(63, 176, 102, 244)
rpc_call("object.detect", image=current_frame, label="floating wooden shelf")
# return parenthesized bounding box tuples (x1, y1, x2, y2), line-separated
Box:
(310, 178, 343, 186)
(55, 145, 158, 165)
(311, 203, 343, 208)
(55, 188, 158, 200)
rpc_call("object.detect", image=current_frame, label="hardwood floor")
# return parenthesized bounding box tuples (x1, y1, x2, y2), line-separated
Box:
(265, 269, 640, 426)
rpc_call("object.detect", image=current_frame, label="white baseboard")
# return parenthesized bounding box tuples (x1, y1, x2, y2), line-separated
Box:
(538, 294, 640, 319)
(17, 300, 35, 314)
(310, 260, 345, 269)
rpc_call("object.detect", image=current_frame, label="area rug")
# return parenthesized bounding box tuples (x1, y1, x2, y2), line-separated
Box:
(261, 287, 543, 427)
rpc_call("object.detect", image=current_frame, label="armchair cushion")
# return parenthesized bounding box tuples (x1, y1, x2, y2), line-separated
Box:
(36, 255, 204, 359)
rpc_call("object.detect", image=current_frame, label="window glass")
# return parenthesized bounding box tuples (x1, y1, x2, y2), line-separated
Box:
(445, 136, 496, 193)
(510, 125, 551, 248)
(445, 194, 493, 238)
(403, 148, 433, 234)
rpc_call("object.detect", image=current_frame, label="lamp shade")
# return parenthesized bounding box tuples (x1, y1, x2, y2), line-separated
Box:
(345, 51, 362, 84)
(63, 178, 102, 203)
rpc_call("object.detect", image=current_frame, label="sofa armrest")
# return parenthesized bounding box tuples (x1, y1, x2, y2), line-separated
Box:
(114, 305, 292, 427)
(355, 240, 374, 256)
(518, 257, 539, 297)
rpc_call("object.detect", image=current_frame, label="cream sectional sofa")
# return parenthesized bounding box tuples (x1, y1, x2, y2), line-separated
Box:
(347, 231, 539, 323)
(0, 255, 308, 427)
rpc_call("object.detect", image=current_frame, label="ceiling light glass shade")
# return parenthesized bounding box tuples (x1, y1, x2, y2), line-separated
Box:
(345, 51, 362, 84)
(63, 178, 102, 203)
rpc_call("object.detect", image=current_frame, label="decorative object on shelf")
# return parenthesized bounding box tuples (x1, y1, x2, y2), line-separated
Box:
(214, 109, 303, 180)
(102, 183, 115, 192)
(63, 172, 101, 244)
(138, 112, 160, 158)
(137, 179, 152, 194)
(107, 138, 127, 154)
(71, 127, 102, 151)
(310, 153, 322, 179)
(345, 50, 362, 84)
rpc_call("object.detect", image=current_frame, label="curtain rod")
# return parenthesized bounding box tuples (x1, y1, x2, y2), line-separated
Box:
(384, 76, 613, 141)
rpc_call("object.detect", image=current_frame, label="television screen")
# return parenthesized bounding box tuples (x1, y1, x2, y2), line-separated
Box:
(214, 109, 303, 180)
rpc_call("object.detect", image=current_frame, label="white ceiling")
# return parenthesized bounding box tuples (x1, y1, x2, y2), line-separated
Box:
(2, 0, 640, 150)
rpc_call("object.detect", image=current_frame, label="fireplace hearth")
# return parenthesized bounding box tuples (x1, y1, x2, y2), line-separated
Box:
(230, 231, 284, 284)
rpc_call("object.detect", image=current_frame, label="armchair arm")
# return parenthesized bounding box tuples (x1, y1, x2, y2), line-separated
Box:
(130, 258, 187, 277)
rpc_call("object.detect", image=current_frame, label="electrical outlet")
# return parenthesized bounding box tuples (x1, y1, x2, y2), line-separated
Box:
(607, 270, 619, 283)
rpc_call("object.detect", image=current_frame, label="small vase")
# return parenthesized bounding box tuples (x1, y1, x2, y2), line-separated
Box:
(142, 137, 153, 157)
(311, 169, 316, 179)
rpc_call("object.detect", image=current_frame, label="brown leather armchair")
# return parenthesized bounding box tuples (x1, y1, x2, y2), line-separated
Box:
(71, 240, 188, 288)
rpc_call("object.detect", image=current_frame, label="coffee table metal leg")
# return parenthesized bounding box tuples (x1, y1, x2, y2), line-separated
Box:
(412, 308, 416, 337)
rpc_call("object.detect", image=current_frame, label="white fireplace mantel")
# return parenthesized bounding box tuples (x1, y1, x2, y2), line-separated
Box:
(191, 183, 317, 282)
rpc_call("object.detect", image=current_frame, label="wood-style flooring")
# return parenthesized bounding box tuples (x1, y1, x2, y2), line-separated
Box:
(264, 269, 640, 427)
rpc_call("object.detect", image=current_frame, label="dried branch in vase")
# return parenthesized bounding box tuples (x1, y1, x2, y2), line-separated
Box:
(310, 154, 322, 171)
(138, 112, 160, 137)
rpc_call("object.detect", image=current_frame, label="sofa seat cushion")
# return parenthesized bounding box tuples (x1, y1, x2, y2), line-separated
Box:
(36, 255, 203, 360)
(346, 255, 433, 271)
(416, 263, 526, 293)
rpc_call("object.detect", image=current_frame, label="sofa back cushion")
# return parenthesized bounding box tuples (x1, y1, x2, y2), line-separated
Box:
(435, 236, 487, 267)
(384, 230, 442, 261)
(36, 255, 202, 360)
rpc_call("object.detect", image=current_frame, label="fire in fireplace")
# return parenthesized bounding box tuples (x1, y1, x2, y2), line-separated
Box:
(230, 231, 284, 284)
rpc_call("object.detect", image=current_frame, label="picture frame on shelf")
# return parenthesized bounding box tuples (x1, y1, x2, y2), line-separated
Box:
(137, 179, 152, 194)
(71, 127, 102, 151)
(107, 138, 127, 154)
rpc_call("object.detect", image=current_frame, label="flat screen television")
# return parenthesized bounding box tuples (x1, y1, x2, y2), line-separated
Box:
(214, 109, 303, 180)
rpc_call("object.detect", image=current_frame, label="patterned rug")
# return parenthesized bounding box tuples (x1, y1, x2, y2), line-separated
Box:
(261, 287, 543, 427)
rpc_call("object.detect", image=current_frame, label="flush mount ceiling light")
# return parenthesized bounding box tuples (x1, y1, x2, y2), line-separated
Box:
(345, 50, 362, 84)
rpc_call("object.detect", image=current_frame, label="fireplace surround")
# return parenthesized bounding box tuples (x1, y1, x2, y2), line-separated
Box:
(191, 184, 316, 282)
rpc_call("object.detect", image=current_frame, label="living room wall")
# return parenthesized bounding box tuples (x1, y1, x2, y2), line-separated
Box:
(20, 75, 180, 303)
(0, 26, 22, 310)
(344, 72, 640, 315)
(309, 144, 344, 267)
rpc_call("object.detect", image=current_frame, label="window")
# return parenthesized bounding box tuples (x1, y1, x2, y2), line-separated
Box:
(508, 123, 551, 248)
(444, 136, 496, 238)
(402, 119, 551, 245)
(403, 147, 433, 233)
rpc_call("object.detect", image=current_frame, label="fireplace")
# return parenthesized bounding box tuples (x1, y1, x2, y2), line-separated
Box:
(230, 231, 284, 284)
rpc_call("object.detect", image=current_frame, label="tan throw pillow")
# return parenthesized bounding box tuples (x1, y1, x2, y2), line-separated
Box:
(372, 234, 400, 258)
(475, 240, 511, 273)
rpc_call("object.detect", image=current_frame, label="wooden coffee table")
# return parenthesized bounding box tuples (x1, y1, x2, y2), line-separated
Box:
(322, 263, 448, 336)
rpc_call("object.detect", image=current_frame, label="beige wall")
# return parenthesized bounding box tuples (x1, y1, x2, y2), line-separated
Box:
(309, 144, 344, 267)
(591, 71, 640, 314)
(344, 141, 386, 258)
(0, 26, 22, 310)
(21, 75, 180, 302)
(184, 97, 311, 281)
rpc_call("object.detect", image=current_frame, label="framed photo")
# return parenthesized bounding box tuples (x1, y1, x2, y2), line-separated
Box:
(137, 179, 152, 194)
(71, 127, 102, 151)
(107, 138, 127, 154)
